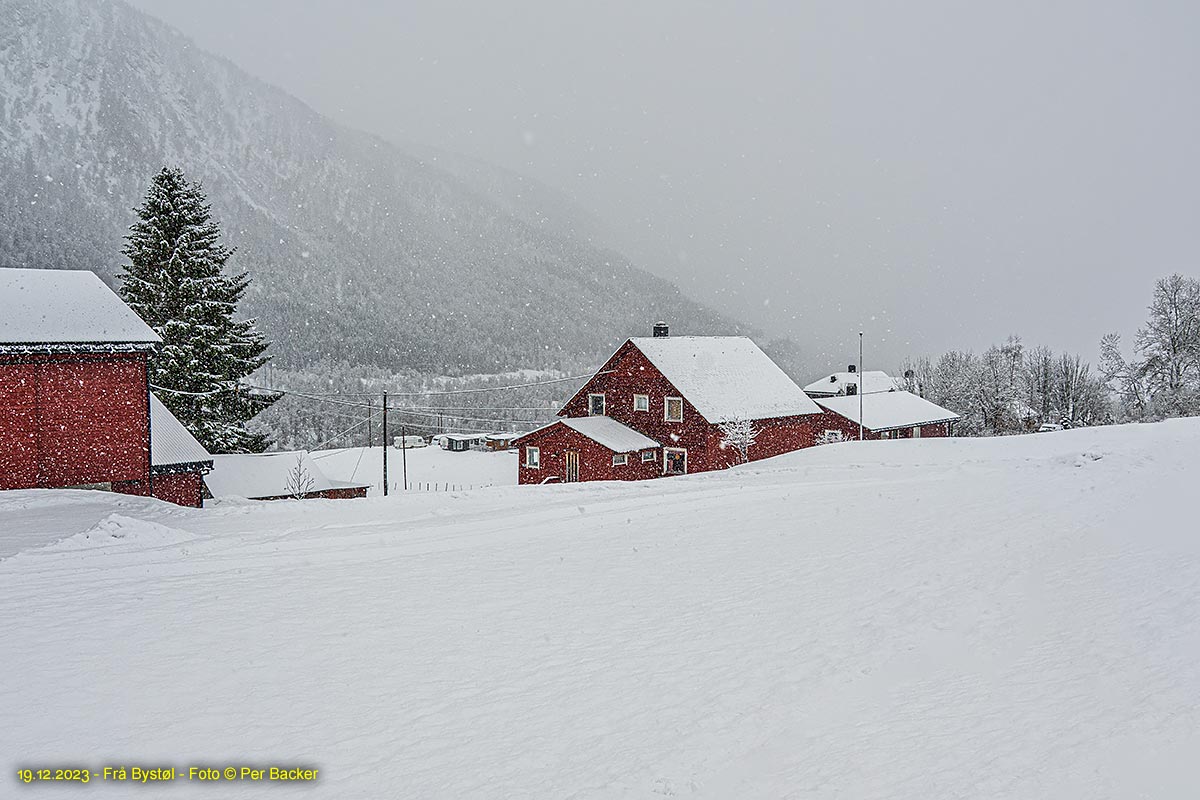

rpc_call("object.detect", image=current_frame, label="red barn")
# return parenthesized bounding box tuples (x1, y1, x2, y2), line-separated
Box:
(814, 391, 959, 441)
(0, 268, 211, 507)
(514, 326, 824, 484)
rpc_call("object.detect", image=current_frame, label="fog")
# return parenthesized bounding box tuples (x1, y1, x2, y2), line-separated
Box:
(127, 0, 1200, 369)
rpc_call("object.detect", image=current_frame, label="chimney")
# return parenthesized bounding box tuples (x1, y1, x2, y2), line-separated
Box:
(847, 364, 857, 373)
(653, 321, 669, 338)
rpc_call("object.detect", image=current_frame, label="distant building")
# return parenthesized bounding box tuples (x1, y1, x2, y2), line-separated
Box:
(435, 433, 488, 452)
(803, 365, 900, 398)
(0, 268, 211, 507)
(484, 433, 518, 451)
(204, 451, 369, 501)
(514, 324, 823, 484)
(814, 391, 959, 440)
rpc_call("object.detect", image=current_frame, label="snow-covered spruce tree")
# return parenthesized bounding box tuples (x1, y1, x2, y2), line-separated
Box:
(119, 167, 277, 453)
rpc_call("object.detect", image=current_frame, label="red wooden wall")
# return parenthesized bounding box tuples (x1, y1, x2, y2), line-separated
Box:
(0, 354, 150, 490)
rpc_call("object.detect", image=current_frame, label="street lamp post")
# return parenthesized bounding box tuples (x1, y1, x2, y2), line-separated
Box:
(858, 331, 864, 441)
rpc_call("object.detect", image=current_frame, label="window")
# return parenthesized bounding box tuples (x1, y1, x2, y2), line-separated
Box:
(845, 382, 858, 396)
(588, 393, 606, 416)
(612, 453, 628, 466)
(664, 396, 683, 422)
(664, 447, 687, 475)
(641, 450, 656, 462)
(633, 394, 649, 412)
(525, 446, 540, 468)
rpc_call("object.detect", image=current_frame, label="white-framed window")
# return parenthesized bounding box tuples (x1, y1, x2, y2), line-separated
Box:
(525, 446, 540, 468)
(633, 394, 649, 412)
(664, 396, 683, 422)
(912, 426, 922, 439)
(641, 450, 656, 462)
(612, 453, 628, 466)
(588, 393, 606, 416)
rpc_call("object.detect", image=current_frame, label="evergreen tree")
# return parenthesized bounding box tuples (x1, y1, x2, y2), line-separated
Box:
(119, 167, 277, 453)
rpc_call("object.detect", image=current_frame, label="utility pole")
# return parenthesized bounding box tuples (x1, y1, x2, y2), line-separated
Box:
(401, 423, 408, 491)
(367, 398, 373, 448)
(858, 331, 864, 441)
(382, 390, 389, 496)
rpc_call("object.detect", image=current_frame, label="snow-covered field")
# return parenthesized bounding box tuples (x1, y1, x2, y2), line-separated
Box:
(311, 444, 516, 493)
(2, 420, 1198, 797)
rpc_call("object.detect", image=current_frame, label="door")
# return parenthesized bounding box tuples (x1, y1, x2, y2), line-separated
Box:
(664, 448, 687, 476)
(564, 450, 580, 482)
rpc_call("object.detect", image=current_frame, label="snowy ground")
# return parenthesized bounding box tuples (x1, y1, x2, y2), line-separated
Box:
(2, 420, 1198, 797)
(311, 444, 516, 494)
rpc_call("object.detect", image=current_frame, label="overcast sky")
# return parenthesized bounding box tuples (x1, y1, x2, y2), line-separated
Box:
(127, 0, 1199, 368)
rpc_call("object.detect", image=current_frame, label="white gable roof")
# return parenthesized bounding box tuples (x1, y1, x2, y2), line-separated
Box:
(816, 391, 960, 431)
(149, 394, 211, 468)
(204, 451, 368, 499)
(803, 369, 899, 397)
(628, 336, 821, 422)
(519, 416, 660, 453)
(0, 268, 160, 348)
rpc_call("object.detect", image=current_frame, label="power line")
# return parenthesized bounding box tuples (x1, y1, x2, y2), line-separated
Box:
(243, 368, 608, 401)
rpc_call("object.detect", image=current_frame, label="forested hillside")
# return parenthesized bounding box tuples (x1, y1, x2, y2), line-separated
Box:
(0, 0, 746, 375)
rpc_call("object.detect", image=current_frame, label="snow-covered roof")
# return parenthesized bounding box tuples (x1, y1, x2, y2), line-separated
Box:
(441, 433, 487, 442)
(518, 416, 661, 453)
(0, 268, 160, 350)
(149, 394, 211, 470)
(803, 370, 899, 397)
(627, 336, 821, 422)
(816, 391, 960, 431)
(204, 451, 369, 499)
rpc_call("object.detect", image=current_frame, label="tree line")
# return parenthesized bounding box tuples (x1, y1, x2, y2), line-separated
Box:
(901, 274, 1200, 435)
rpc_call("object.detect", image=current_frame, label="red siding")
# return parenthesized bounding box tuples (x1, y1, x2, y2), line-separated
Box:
(814, 410, 951, 441)
(0, 354, 150, 490)
(151, 472, 207, 508)
(516, 423, 660, 485)
(0, 363, 38, 487)
(558, 341, 819, 476)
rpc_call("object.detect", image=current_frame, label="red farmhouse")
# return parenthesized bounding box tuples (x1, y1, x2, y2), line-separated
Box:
(515, 325, 823, 484)
(0, 268, 211, 506)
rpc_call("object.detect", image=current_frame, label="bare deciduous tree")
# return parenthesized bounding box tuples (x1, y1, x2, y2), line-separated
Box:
(718, 417, 758, 463)
(284, 453, 316, 499)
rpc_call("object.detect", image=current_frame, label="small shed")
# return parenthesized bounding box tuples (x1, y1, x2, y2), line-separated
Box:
(147, 393, 213, 507)
(815, 391, 959, 440)
(513, 416, 661, 484)
(204, 451, 370, 501)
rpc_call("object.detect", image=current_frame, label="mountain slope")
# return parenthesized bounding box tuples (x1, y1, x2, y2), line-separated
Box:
(0, 0, 744, 373)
